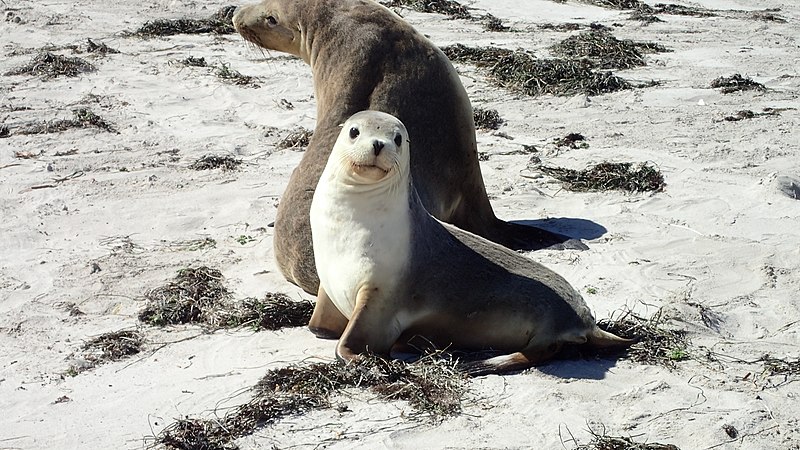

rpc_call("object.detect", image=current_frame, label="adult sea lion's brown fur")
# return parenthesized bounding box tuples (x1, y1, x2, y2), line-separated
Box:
(233, 0, 580, 296)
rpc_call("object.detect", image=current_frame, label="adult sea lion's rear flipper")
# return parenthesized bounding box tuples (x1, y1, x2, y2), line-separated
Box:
(586, 327, 636, 349)
(496, 220, 589, 251)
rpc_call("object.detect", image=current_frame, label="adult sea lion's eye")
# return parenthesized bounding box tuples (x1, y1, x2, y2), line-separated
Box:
(349, 127, 359, 139)
(266, 16, 278, 26)
(394, 134, 403, 147)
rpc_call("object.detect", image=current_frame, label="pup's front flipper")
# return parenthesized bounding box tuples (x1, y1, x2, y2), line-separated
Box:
(335, 286, 401, 363)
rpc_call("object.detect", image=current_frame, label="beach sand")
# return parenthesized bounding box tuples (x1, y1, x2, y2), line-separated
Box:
(1, 0, 798, 448)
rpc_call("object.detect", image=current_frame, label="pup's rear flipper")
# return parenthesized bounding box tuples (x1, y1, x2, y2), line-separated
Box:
(457, 343, 563, 376)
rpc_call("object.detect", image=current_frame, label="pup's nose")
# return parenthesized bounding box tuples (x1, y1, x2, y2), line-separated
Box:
(373, 140, 384, 156)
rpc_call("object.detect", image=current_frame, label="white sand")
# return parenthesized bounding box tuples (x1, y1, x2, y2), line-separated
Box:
(1, 0, 799, 448)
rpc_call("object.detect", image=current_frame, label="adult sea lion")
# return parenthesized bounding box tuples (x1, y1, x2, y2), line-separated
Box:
(233, 0, 581, 297)
(309, 111, 629, 374)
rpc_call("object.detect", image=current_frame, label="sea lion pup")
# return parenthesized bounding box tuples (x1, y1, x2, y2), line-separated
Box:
(233, 0, 583, 298)
(309, 111, 630, 375)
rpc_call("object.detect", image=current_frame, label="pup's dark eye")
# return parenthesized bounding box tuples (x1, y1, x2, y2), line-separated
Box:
(266, 16, 278, 26)
(394, 134, 403, 147)
(349, 127, 359, 139)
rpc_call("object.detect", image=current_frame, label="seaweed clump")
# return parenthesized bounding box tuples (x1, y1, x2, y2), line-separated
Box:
(133, 5, 237, 36)
(69, 329, 145, 374)
(760, 355, 800, 377)
(214, 63, 258, 87)
(483, 14, 510, 32)
(139, 267, 313, 331)
(12, 108, 116, 135)
(551, 29, 669, 70)
(277, 127, 313, 150)
(179, 56, 208, 67)
(442, 44, 633, 96)
(555, 132, 588, 149)
(574, 424, 681, 450)
(473, 108, 504, 130)
(86, 38, 119, 55)
(189, 155, 242, 171)
(220, 294, 314, 331)
(139, 267, 231, 326)
(597, 309, 689, 368)
(382, 0, 472, 20)
(540, 161, 665, 193)
(4, 52, 95, 79)
(711, 74, 766, 94)
(154, 355, 466, 449)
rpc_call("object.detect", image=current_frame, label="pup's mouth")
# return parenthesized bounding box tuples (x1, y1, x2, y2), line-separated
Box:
(350, 163, 391, 180)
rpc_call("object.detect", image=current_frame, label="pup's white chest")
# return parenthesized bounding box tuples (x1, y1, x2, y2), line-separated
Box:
(310, 183, 411, 318)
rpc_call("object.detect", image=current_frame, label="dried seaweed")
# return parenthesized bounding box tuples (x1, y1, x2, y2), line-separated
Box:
(277, 127, 313, 150)
(555, 132, 588, 149)
(153, 355, 466, 449)
(188, 155, 242, 171)
(653, 3, 715, 18)
(133, 6, 237, 37)
(711, 74, 766, 94)
(381, 0, 472, 20)
(218, 294, 313, 331)
(723, 108, 780, 122)
(557, 0, 647, 9)
(12, 108, 116, 135)
(539, 22, 585, 32)
(442, 44, 635, 96)
(69, 329, 144, 374)
(575, 424, 681, 450)
(540, 161, 665, 193)
(4, 52, 95, 79)
(723, 110, 755, 122)
(86, 38, 119, 55)
(597, 309, 689, 368)
(551, 29, 669, 70)
(139, 267, 312, 331)
(747, 9, 786, 23)
(214, 63, 258, 87)
(179, 56, 208, 67)
(473, 108, 504, 130)
(760, 355, 800, 377)
(558, 0, 782, 22)
(139, 267, 231, 326)
(82, 330, 143, 363)
(629, 10, 665, 24)
(482, 14, 510, 32)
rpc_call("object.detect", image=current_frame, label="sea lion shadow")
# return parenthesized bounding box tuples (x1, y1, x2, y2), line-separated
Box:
(537, 357, 620, 380)
(512, 217, 607, 241)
